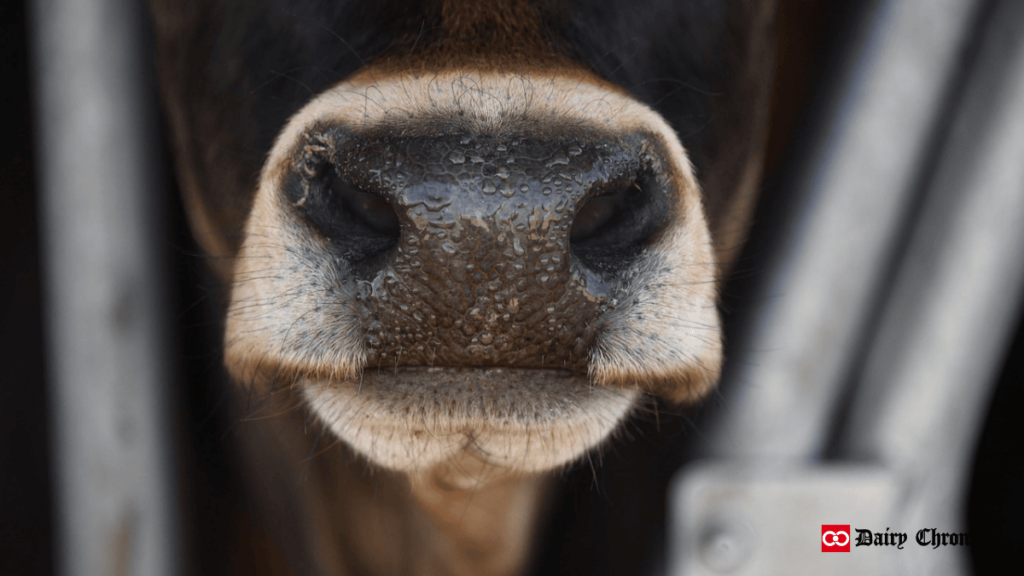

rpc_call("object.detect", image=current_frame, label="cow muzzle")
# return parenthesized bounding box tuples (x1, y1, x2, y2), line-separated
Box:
(224, 71, 722, 474)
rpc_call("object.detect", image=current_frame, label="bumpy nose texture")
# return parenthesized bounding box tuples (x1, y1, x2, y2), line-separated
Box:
(287, 128, 671, 370)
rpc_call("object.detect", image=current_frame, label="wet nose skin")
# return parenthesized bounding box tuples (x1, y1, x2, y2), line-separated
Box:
(284, 128, 673, 371)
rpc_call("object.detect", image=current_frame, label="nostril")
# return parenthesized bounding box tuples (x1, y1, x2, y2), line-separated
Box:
(285, 167, 401, 271)
(570, 169, 669, 273)
(339, 176, 401, 237)
(569, 184, 637, 244)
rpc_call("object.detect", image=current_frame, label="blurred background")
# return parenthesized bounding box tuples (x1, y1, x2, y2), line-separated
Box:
(2, 0, 1021, 574)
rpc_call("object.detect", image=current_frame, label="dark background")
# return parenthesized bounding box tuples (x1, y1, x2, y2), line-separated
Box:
(2, 0, 1020, 574)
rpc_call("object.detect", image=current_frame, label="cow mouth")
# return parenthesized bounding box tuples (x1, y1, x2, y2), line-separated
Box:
(299, 366, 639, 473)
(320, 366, 607, 421)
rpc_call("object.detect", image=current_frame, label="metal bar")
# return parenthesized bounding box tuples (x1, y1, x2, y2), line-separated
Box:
(839, 1, 1024, 573)
(31, 0, 179, 574)
(668, 0, 1024, 574)
(706, 0, 985, 460)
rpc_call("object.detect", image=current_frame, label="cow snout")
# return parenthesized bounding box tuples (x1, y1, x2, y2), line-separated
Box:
(282, 129, 672, 372)
(225, 71, 723, 473)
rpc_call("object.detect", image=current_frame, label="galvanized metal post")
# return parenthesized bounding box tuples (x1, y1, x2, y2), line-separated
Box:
(706, 0, 985, 462)
(668, 0, 1024, 574)
(31, 0, 179, 574)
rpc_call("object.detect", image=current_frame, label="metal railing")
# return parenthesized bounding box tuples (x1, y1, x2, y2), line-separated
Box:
(669, 0, 1024, 574)
(32, 0, 179, 574)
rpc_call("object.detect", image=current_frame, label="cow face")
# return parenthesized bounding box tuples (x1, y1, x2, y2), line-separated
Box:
(152, 0, 774, 477)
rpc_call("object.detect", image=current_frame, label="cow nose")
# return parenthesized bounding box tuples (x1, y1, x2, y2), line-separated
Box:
(284, 130, 672, 370)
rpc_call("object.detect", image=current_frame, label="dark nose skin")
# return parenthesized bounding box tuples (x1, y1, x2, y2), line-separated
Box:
(284, 128, 672, 370)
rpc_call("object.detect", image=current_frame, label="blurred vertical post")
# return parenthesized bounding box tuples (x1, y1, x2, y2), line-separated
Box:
(669, 0, 1024, 574)
(31, 0, 179, 574)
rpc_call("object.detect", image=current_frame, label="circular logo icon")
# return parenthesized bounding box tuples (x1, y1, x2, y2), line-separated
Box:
(822, 530, 850, 546)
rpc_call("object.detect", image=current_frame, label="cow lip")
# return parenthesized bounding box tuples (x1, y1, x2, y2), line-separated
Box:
(299, 366, 639, 473)
(303, 366, 620, 427)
